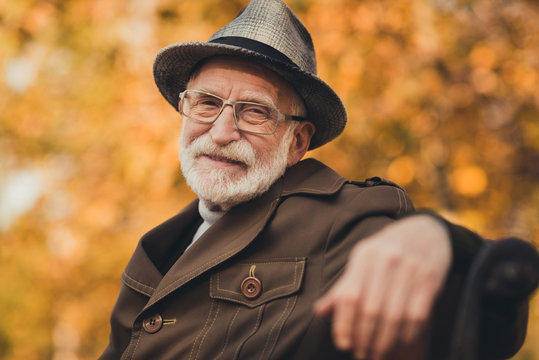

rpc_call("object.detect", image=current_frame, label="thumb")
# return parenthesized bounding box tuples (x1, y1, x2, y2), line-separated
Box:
(313, 290, 336, 317)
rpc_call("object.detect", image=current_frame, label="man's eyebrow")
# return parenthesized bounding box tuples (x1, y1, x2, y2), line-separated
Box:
(239, 91, 277, 107)
(189, 88, 278, 107)
(191, 87, 220, 96)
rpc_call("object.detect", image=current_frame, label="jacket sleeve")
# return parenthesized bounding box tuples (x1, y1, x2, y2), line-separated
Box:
(320, 183, 415, 291)
(425, 212, 483, 273)
(417, 212, 529, 359)
(328, 182, 529, 359)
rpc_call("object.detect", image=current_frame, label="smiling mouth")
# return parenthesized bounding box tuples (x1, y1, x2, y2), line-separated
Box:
(202, 154, 246, 167)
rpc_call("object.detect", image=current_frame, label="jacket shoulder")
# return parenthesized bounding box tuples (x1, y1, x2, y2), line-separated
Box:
(349, 176, 406, 191)
(340, 177, 414, 217)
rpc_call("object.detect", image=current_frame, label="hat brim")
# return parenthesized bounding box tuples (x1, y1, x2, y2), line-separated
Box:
(153, 41, 347, 150)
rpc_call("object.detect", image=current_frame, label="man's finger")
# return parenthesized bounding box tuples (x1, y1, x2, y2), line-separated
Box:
(401, 285, 431, 343)
(331, 281, 361, 350)
(313, 287, 337, 316)
(353, 256, 391, 358)
(370, 264, 412, 359)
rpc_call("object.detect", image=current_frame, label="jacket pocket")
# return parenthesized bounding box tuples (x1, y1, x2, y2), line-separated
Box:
(209, 257, 306, 308)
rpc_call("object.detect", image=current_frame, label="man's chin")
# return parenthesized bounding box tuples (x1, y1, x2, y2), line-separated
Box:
(186, 167, 269, 209)
(194, 182, 261, 211)
(192, 163, 248, 184)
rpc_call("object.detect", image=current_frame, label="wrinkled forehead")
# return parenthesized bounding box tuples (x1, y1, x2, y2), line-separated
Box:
(188, 56, 302, 103)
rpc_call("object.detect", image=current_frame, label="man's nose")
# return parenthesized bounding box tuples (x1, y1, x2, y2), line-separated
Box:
(209, 105, 241, 145)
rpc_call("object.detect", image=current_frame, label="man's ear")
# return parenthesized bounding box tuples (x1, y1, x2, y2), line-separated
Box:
(287, 121, 316, 167)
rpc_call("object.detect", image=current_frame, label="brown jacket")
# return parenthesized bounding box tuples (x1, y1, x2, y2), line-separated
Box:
(100, 159, 520, 359)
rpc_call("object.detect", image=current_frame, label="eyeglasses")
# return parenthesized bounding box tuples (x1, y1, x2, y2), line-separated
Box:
(179, 90, 305, 135)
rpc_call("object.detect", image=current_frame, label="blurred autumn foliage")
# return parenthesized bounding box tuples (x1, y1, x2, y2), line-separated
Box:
(1, 0, 538, 359)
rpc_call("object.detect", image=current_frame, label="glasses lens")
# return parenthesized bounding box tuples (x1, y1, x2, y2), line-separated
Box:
(236, 102, 279, 134)
(180, 90, 281, 135)
(182, 91, 223, 123)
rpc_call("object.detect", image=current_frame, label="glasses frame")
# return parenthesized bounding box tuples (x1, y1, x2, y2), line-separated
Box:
(179, 90, 306, 135)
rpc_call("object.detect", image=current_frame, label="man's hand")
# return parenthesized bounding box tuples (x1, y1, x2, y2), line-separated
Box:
(314, 214, 452, 359)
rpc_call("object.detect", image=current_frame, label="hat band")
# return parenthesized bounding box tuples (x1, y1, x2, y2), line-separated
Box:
(209, 36, 297, 69)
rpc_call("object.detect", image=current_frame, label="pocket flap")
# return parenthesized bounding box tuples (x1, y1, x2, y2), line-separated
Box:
(210, 257, 306, 308)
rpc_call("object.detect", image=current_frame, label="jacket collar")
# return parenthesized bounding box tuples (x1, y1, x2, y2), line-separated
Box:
(280, 158, 346, 197)
(122, 158, 346, 308)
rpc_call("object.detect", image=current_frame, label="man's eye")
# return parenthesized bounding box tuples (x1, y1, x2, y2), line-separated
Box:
(247, 108, 265, 115)
(198, 98, 220, 107)
(243, 105, 270, 116)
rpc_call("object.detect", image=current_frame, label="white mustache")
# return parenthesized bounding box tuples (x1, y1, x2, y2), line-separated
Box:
(185, 134, 257, 167)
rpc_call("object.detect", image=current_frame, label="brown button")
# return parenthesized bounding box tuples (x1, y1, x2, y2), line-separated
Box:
(142, 314, 163, 334)
(241, 276, 262, 299)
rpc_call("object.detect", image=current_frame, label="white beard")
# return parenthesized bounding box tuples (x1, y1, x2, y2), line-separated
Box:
(179, 126, 295, 210)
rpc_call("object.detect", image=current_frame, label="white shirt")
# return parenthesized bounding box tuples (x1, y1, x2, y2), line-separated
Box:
(188, 201, 226, 249)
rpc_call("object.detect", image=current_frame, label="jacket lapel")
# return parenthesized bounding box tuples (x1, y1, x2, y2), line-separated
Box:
(122, 200, 201, 297)
(144, 179, 283, 309)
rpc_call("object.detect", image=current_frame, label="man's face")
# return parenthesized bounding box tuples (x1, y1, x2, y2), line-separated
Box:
(179, 57, 304, 210)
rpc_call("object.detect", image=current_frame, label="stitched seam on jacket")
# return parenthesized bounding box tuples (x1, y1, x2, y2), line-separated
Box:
(281, 176, 344, 196)
(216, 260, 304, 296)
(396, 188, 407, 215)
(233, 305, 264, 359)
(259, 296, 297, 360)
(397, 187, 403, 213)
(215, 306, 241, 360)
(402, 188, 410, 213)
(158, 247, 243, 299)
(195, 301, 220, 360)
(121, 328, 143, 360)
(129, 330, 143, 360)
(219, 257, 306, 264)
(212, 262, 304, 307)
(188, 300, 219, 360)
(122, 272, 155, 296)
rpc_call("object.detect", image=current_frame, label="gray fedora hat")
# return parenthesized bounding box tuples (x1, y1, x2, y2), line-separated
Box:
(153, 0, 347, 149)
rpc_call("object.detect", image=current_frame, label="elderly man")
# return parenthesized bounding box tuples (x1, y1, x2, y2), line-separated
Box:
(101, 1, 528, 359)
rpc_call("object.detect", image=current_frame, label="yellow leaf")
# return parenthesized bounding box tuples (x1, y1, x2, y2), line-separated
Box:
(450, 165, 488, 197)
